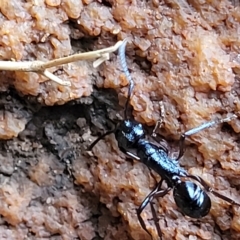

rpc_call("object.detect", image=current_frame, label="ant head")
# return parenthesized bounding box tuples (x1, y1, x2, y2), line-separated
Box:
(173, 181, 211, 218)
(115, 120, 145, 149)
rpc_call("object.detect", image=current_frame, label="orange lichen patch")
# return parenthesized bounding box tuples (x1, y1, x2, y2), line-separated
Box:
(61, 0, 83, 19)
(77, 2, 121, 36)
(0, 110, 28, 139)
(0, 180, 33, 225)
(28, 159, 53, 186)
(185, 31, 235, 92)
(232, 211, 240, 232)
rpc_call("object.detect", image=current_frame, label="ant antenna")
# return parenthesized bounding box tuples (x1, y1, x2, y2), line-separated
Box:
(118, 38, 134, 119)
(88, 39, 133, 151)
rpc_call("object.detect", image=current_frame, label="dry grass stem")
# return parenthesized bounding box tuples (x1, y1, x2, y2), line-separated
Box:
(0, 40, 124, 86)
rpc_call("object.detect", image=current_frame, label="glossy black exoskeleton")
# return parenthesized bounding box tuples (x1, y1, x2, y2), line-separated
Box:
(88, 39, 240, 239)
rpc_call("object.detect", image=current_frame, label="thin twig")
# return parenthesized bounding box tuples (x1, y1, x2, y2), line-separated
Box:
(0, 40, 124, 86)
(41, 70, 71, 86)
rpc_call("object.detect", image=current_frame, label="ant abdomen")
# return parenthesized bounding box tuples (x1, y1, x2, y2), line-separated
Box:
(173, 181, 211, 218)
(115, 120, 145, 150)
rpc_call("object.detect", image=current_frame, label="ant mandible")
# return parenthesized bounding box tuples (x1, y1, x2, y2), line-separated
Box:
(88, 39, 240, 239)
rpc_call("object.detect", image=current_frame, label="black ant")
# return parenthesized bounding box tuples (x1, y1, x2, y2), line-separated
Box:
(88, 39, 240, 239)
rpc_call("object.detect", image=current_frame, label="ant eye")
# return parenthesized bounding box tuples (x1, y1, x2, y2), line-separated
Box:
(173, 181, 211, 218)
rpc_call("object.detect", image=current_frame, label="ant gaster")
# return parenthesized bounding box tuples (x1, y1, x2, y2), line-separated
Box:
(88, 39, 240, 239)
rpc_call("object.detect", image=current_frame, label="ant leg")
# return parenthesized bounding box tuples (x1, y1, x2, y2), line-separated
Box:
(188, 174, 240, 206)
(152, 101, 165, 138)
(124, 149, 160, 185)
(125, 151, 159, 187)
(125, 151, 140, 161)
(88, 129, 115, 150)
(176, 115, 237, 160)
(125, 153, 159, 186)
(151, 102, 169, 154)
(137, 180, 163, 239)
(150, 201, 162, 240)
(137, 180, 171, 239)
(148, 169, 158, 185)
(125, 151, 159, 186)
